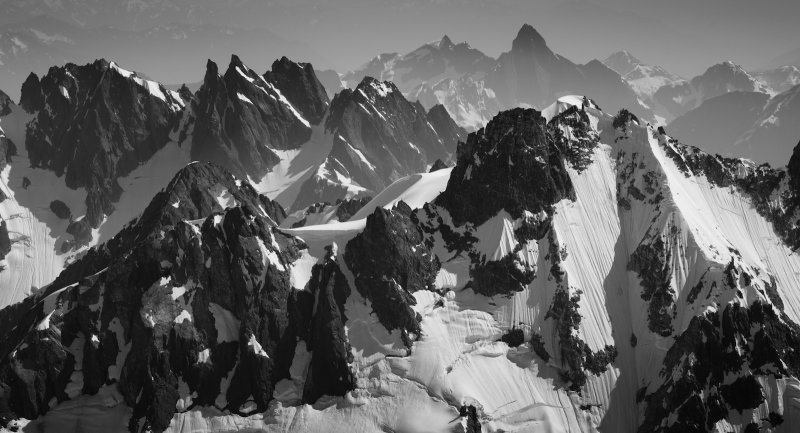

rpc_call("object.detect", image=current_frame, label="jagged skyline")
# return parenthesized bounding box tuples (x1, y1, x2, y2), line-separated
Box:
(0, 0, 798, 95)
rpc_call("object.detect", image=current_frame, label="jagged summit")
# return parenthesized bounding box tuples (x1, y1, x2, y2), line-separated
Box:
(205, 57, 220, 77)
(228, 53, 246, 69)
(437, 34, 454, 49)
(437, 107, 574, 226)
(511, 23, 549, 53)
(1, 87, 800, 432)
(654, 59, 767, 120)
(19, 58, 185, 229)
(706, 60, 750, 77)
(265, 55, 330, 125)
(187, 53, 321, 180)
(298, 72, 464, 210)
(353, 75, 399, 98)
(603, 50, 644, 76)
(0, 89, 12, 117)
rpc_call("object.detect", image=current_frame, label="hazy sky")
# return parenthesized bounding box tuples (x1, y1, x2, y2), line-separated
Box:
(1, 0, 799, 86)
(239, 0, 800, 77)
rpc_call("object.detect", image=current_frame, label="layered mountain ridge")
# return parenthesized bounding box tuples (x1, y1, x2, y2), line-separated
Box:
(668, 84, 800, 166)
(0, 26, 800, 432)
(0, 52, 465, 320)
(0, 80, 798, 432)
(345, 24, 653, 131)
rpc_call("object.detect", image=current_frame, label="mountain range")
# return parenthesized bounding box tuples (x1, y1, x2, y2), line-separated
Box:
(344, 25, 652, 131)
(0, 20, 800, 433)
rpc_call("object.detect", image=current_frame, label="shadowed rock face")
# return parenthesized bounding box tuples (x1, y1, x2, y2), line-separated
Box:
(300, 254, 355, 403)
(188, 56, 313, 180)
(0, 221, 10, 262)
(0, 163, 313, 431)
(264, 56, 330, 126)
(334, 196, 371, 222)
(291, 76, 465, 210)
(437, 107, 575, 227)
(639, 301, 800, 433)
(52, 162, 286, 291)
(0, 135, 15, 172)
(345, 202, 439, 345)
(429, 159, 449, 172)
(486, 25, 651, 120)
(427, 104, 468, 155)
(0, 90, 12, 117)
(324, 77, 456, 180)
(20, 59, 186, 227)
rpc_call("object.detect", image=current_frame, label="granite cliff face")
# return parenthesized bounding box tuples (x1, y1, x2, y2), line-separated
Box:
(0, 163, 360, 431)
(20, 59, 186, 227)
(2, 44, 800, 432)
(291, 76, 465, 210)
(184, 55, 324, 180)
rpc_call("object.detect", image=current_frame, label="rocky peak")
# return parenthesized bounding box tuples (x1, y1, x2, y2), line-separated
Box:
(356, 76, 400, 101)
(694, 60, 765, 92)
(429, 159, 449, 172)
(222, 54, 261, 85)
(188, 54, 314, 181)
(0, 89, 13, 117)
(264, 56, 330, 125)
(603, 50, 643, 76)
(23, 59, 185, 228)
(344, 203, 439, 345)
(303, 75, 459, 209)
(427, 103, 467, 151)
(18, 72, 43, 113)
(52, 161, 286, 290)
(788, 139, 800, 190)
(203, 58, 220, 83)
(437, 34, 454, 50)
(436, 108, 575, 226)
(511, 23, 549, 55)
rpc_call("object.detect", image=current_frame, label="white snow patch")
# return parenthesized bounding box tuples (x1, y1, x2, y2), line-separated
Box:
(247, 334, 269, 358)
(208, 302, 240, 343)
(237, 92, 253, 105)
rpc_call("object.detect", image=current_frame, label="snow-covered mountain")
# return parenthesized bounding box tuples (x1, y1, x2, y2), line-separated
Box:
(344, 25, 653, 130)
(753, 66, 800, 95)
(603, 50, 685, 122)
(668, 85, 800, 166)
(653, 61, 770, 120)
(409, 76, 501, 131)
(343, 35, 497, 130)
(342, 35, 494, 92)
(0, 14, 324, 102)
(0, 54, 465, 317)
(290, 77, 465, 210)
(486, 26, 652, 121)
(0, 89, 799, 433)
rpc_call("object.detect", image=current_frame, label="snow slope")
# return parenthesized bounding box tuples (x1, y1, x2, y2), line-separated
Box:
(0, 107, 87, 307)
(279, 104, 800, 432)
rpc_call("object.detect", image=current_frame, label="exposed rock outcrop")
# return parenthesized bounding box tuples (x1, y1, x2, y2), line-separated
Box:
(292, 77, 465, 210)
(0, 163, 309, 431)
(264, 56, 330, 126)
(345, 202, 439, 345)
(300, 252, 355, 403)
(21, 59, 186, 227)
(437, 107, 574, 227)
(186, 56, 314, 180)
